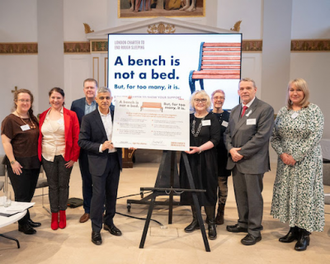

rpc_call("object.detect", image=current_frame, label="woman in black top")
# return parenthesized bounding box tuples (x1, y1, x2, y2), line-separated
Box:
(1, 89, 41, 235)
(211, 89, 231, 225)
(180, 90, 220, 240)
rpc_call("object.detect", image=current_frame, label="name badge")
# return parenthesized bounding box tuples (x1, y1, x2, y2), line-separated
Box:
(246, 118, 256, 125)
(291, 112, 299, 119)
(20, 124, 30, 131)
(222, 120, 228, 127)
(202, 120, 211, 126)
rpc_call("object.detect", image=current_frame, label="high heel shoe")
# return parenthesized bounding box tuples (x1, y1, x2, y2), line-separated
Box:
(51, 212, 59, 230)
(59, 210, 66, 229)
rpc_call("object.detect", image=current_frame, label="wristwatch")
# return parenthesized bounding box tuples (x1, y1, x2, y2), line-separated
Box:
(10, 160, 16, 165)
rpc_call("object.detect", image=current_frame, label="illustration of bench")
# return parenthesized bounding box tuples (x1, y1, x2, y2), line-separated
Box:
(140, 102, 163, 112)
(189, 42, 241, 93)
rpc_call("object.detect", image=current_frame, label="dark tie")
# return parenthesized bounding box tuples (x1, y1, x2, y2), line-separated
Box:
(241, 106, 248, 117)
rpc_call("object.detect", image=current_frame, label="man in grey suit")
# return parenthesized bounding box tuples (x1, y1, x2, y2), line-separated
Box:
(224, 78, 274, 245)
(78, 87, 122, 245)
(71, 78, 98, 223)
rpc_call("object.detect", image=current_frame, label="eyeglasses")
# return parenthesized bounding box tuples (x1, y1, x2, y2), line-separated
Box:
(99, 96, 111, 100)
(17, 99, 31, 103)
(213, 96, 225, 100)
(194, 98, 207, 103)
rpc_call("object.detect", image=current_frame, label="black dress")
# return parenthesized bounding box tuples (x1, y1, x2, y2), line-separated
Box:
(212, 111, 231, 177)
(180, 112, 220, 206)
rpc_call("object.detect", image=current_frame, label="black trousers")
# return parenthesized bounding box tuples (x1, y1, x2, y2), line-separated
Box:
(42, 156, 73, 213)
(78, 149, 93, 214)
(90, 153, 120, 233)
(7, 166, 40, 225)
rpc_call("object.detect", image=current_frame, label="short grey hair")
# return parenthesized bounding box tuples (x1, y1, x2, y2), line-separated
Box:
(239, 78, 256, 88)
(97, 87, 111, 95)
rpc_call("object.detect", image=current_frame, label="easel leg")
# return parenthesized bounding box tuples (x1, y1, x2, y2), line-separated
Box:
(139, 195, 156, 248)
(168, 151, 176, 224)
(0, 234, 20, 249)
(192, 194, 210, 252)
(182, 153, 211, 252)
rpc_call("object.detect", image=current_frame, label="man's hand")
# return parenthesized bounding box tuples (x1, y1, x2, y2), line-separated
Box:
(230, 147, 243, 162)
(101, 141, 114, 151)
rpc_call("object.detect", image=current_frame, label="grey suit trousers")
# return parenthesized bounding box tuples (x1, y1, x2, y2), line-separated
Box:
(232, 166, 263, 237)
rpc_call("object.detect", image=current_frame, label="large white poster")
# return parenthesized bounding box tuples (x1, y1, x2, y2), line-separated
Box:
(108, 33, 242, 110)
(112, 98, 190, 151)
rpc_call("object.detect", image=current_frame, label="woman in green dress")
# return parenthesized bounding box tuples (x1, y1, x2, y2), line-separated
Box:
(271, 78, 324, 251)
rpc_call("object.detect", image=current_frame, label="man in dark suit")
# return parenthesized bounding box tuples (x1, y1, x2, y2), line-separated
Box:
(224, 78, 274, 245)
(71, 78, 98, 223)
(78, 87, 122, 245)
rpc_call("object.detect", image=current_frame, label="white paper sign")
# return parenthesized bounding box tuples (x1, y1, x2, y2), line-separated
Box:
(112, 98, 190, 151)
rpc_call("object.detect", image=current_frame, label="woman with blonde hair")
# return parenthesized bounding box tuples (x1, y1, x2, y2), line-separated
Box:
(271, 78, 324, 251)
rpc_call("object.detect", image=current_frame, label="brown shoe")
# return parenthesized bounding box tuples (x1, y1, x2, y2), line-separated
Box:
(79, 213, 90, 223)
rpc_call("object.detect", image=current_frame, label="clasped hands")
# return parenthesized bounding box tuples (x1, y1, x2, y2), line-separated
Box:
(230, 147, 243, 162)
(280, 153, 296, 166)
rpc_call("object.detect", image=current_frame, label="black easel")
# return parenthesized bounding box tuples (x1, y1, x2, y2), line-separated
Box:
(137, 151, 210, 252)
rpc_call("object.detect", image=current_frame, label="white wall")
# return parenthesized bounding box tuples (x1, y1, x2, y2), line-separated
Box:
(291, 0, 330, 39)
(63, 0, 108, 41)
(217, 0, 263, 39)
(0, 55, 38, 154)
(0, 0, 38, 42)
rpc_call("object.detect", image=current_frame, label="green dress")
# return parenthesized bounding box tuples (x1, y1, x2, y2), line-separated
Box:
(271, 103, 325, 232)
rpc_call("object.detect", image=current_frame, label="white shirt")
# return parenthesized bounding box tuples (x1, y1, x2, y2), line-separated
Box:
(241, 97, 256, 108)
(98, 108, 116, 153)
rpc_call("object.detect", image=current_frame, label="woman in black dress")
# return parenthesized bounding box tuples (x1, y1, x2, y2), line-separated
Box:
(211, 89, 231, 225)
(180, 90, 220, 240)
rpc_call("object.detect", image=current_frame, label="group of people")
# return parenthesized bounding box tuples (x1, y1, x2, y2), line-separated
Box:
(1, 79, 122, 246)
(181, 78, 325, 251)
(1, 77, 325, 251)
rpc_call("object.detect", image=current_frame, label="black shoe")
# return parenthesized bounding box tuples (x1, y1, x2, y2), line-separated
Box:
(226, 224, 248, 233)
(91, 231, 102, 245)
(28, 219, 42, 228)
(241, 234, 262, 245)
(208, 222, 217, 240)
(294, 229, 310, 251)
(104, 224, 122, 236)
(184, 219, 200, 233)
(279, 227, 299, 243)
(19, 223, 37, 235)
